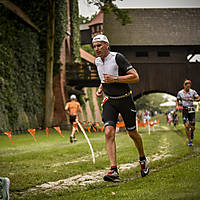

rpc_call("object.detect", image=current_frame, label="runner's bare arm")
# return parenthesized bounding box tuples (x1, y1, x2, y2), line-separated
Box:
(176, 99, 179, 110)
(96, 84, 103, 97)
(182, 98, 194, 101)
(103, 68, 139, 84)
(65, 104, 70, 115)
(195, 95, 200, 101)
(65, 104, 69, 111)
(78, 105, 82, 113)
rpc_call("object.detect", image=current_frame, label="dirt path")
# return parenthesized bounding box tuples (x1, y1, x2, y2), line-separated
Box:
(92, 88, 102, 122)
(28, 134, 171, 193)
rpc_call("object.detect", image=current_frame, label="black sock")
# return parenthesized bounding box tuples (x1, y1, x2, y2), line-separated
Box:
(140, 156, 146, 161)
(191, 130, 194, 139)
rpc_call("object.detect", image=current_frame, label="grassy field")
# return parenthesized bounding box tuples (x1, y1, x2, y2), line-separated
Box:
(0, 115, 200, 200)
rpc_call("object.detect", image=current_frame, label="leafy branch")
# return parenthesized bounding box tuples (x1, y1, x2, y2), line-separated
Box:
(87, 0, 132, 25)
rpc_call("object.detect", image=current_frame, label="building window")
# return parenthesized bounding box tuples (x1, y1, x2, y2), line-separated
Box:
(136, 51, 148, 57)
(157, 51, 170, 57)
(94, 25, 98, 32)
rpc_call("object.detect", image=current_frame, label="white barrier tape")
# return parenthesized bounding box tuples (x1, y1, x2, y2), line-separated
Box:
(76, 119, 95, 164)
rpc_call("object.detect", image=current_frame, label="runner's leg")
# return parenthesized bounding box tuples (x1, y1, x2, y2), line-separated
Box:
(184, 122, 192, 142)
(189, 112, 195, 140)
(102, 99, 118, 168)
(128, 130, 145, 157)
(105, 125, 117, 167)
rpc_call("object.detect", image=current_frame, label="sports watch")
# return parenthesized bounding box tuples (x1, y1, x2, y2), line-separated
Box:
(113, 76, 118, 83)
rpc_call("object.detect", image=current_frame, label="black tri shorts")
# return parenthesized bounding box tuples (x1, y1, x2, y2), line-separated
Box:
(182, 109, 195, 126)
(69, 115, 77, 124)
(102, 95, 136, 131)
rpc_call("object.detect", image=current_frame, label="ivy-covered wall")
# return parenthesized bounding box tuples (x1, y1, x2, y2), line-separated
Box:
(0, 0, 67, 132)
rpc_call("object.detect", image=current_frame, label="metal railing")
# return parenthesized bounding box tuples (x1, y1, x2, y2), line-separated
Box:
(66, 64, 100, 86)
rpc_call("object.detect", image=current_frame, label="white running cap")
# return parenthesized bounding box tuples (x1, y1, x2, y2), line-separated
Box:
(92, 34, 109, 43)
(70, 94, 76, 100)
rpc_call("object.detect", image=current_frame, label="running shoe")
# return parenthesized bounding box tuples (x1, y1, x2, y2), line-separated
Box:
(74, 138, 77, 143)
(70, 136, 73, 143)
(0, 177, 10, 200)
(188, 141, 193, 146)
(103, 169, 120, 182)
(140, 159, 149, 177)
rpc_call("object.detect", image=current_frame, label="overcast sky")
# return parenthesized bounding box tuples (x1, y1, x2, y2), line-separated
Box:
(78, 0, 200, 17)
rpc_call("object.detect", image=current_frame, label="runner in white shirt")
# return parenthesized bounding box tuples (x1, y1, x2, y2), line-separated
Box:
(176, 80, 200, 146)
(93, 34, 149, 181)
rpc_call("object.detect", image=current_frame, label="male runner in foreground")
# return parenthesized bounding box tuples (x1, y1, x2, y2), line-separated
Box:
(176, 80, 199, 146)
(93, 34, 149, 182)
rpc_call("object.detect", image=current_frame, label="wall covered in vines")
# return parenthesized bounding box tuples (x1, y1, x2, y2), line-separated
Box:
(0, 0, 67, 131)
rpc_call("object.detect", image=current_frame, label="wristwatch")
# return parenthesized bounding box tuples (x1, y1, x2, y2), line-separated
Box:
(113, 76, 118, 83)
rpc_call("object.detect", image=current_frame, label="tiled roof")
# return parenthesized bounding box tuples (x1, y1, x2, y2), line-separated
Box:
(80, 48, 95, 64)
(104, 8, 200, 46)
(88, 10, 103, 26)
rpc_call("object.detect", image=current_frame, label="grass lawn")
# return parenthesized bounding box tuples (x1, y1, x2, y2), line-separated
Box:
(0, 119, 200, 200)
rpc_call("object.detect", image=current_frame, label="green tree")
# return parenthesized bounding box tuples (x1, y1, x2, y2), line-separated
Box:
(135, 95, 151, 111)
(70, 0, 81, 63)
(87, 0, 131, 25)
(136, 93, 167, 112)
(45, 0, 55, 127)
(81, 44, 95, 56)
(79, 13, 97, 24)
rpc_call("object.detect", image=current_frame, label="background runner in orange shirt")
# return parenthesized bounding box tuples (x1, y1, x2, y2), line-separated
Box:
(65, 94, 81, 143)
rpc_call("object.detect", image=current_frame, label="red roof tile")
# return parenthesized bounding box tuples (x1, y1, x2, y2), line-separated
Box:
(88, 10, 103, 26)
(80, 48, 96, 64)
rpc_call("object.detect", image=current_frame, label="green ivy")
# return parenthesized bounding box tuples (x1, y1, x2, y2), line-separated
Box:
(0, 0, 68, 132)
(0, 2, 46, 131)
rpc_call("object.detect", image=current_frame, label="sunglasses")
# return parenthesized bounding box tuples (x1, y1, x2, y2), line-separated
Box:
(184, 82, 191, 85)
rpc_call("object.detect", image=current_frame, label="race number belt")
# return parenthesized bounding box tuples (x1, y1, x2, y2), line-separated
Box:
(107, 91, 132, 99)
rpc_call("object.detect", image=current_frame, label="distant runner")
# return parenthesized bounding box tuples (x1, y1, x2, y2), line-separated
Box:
(172, 111, 178, 127)
(65, 94, 81, 143)
(176, 80, 200, 146)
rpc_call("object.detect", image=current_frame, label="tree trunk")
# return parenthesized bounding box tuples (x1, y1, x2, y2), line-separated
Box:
(66, 0, 72, 63)
(44, 0, 55, 127)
